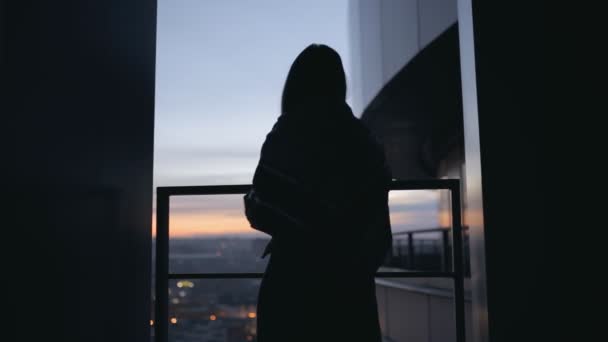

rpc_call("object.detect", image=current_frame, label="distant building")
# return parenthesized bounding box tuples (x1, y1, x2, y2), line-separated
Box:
(348, 0, 462, 181)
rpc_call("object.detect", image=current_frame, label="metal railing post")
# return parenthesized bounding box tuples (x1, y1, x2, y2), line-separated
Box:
(442, 229, 450, 272)
(407, 232, 414, 269)
(450, 181, 466, 342)
(155, 190, 169, 342)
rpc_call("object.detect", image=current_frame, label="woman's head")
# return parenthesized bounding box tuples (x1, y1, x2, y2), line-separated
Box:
(281, 44, 347, 115)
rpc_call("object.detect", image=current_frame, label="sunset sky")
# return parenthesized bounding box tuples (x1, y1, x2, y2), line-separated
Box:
(154, 1, 444, 238)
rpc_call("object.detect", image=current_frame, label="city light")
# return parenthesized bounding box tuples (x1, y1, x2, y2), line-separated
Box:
(209, 314, 217, 321)
(150, 320, 154, 326)
(247, 312, 256, 319)
(170, 317, 178, 324)
(176, 280, 194, 288)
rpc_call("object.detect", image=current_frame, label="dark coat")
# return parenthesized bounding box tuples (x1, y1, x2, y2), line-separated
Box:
(244, 103, 392, 342)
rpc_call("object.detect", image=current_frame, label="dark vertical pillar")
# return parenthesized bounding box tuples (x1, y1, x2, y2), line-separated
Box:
(2, 1, 157, 341)
(458, 0, 547, 341)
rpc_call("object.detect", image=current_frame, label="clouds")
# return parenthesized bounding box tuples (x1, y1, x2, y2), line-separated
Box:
(388, 190, 443, 233)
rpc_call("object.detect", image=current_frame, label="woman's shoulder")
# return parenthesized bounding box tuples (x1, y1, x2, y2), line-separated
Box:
(349, 116, 384, 153)
(260, 114, 308, 161)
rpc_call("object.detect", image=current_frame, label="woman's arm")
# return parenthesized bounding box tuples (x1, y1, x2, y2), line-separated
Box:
(345, 186, 392, 275)
(244, 161, 313, 236)
(244, 188, 308, 236)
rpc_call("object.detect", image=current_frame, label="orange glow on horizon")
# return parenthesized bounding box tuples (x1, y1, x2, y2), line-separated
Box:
(152, 210, 254, 238)
(438, 209, 452, 227)
(209, 314, 217, 321)
(157, 211, 444, 237)
(389, 212, 418, 226)
(150, 190, 450, 238)
(247, 312, 256, 319)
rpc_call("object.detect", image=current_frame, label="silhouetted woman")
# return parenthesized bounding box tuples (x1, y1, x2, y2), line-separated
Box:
(244, 44, 392, 342)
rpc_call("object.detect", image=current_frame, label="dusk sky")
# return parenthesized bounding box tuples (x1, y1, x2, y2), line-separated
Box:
(154, 1, 443, 237)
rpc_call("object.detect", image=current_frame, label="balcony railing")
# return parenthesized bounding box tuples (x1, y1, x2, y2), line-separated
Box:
(388, 227, 470, 275)
(155, 179, 466, 342)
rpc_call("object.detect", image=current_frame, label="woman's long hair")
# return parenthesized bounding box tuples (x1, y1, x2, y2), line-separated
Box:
(281, 44, 347, 115)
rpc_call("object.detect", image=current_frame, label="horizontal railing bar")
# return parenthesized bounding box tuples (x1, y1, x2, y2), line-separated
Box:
(169, 272, 262, 279)
(157, 179, 459, 197)
(158, 184, 251, 196)
(376, 271, 455, 278)
(392, 226, 469, 235)
(168, 271, 455, 279)
(389, 179, 459, 191)
(393, 227, 449, 235)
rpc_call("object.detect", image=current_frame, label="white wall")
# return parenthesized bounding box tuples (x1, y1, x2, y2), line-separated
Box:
(420, 0, 458, 47)
(376, 283, 474, 342)
(349, 1, 384, 116)
(380, 0, 420, 83)
(348, 0, 457, 116)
